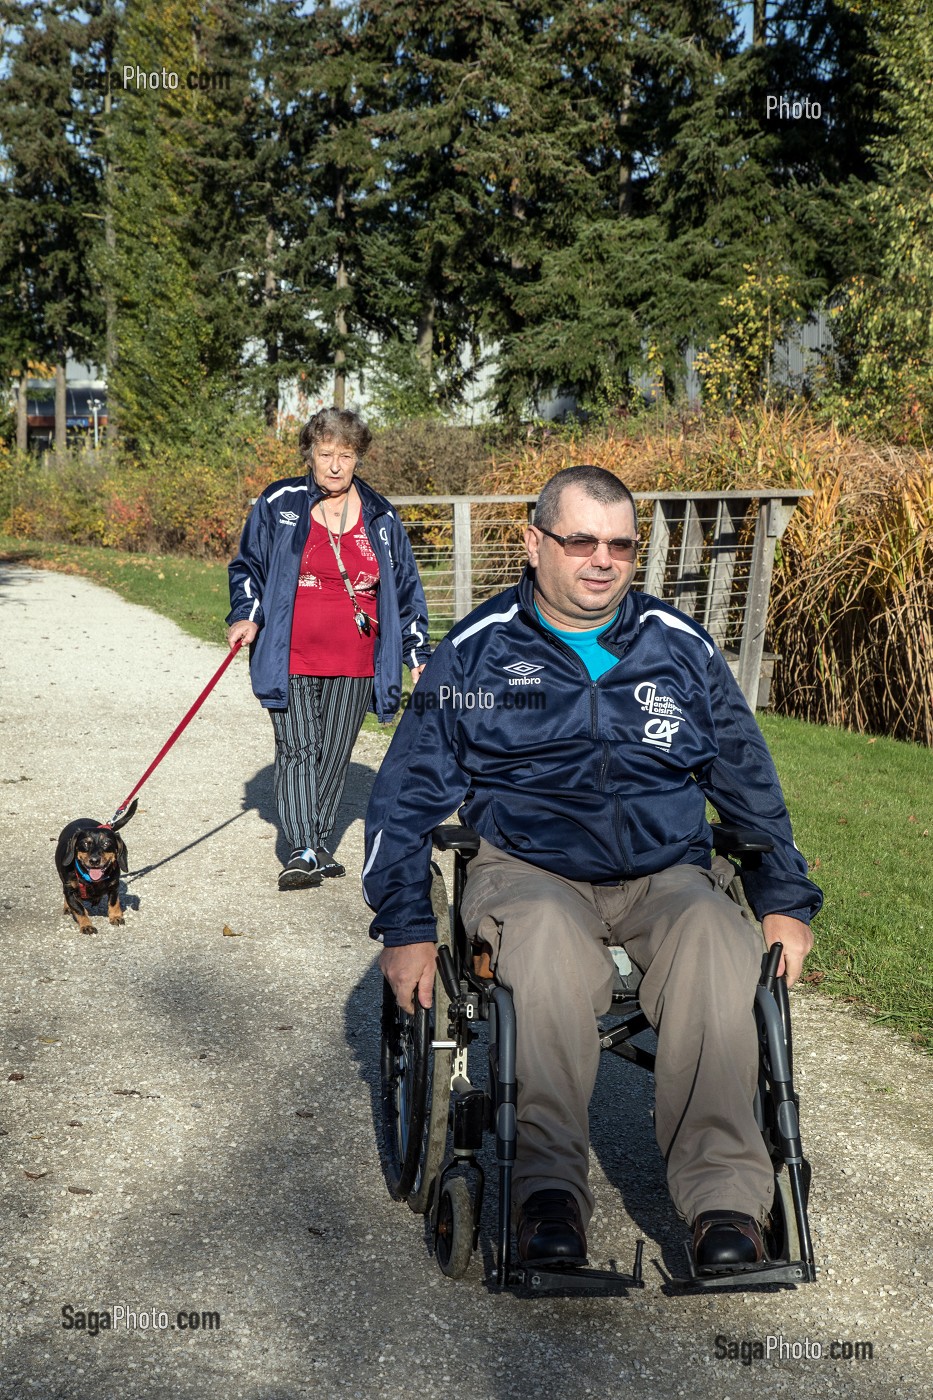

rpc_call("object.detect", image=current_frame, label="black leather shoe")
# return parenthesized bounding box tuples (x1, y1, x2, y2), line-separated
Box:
(692, 1210, 765, 1273)
(278, 851, 324, 891)
(516, 1189, 587, 1266)
(314, 846, 345, 878)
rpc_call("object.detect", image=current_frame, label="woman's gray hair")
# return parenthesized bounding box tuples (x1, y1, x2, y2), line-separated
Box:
(533, 465, 638, 532)
(299, 407, 373, 463)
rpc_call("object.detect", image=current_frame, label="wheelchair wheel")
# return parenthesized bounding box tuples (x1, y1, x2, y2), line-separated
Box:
(435, 1177, 474, 1279)
(379, 861, 454, 1212)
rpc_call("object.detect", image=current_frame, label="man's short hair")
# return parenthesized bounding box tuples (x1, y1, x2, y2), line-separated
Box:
(533, 465, 638, 533)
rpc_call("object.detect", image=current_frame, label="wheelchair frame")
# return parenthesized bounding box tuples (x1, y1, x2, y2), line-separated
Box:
(379, 824, 816, 1295)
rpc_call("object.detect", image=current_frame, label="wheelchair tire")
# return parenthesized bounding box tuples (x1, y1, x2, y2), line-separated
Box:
(435, 1177, 474, 1279)
(379, 862, 454, 1212)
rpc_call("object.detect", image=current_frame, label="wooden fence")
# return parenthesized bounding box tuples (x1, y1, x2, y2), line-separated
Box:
(391, 490, 809, 709)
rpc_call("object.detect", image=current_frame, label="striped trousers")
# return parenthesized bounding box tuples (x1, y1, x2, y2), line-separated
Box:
(269, 675, 373, 853)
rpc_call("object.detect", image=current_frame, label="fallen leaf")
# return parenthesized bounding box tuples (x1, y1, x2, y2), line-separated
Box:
(222, 924, 245, 937)
(67, 1186, 93, 1196)
(808, 857, 821, 871)
(801, 970, 826, 985)
(112, 1089, 142, 1097)
(275, 1025, 294, 1032)
(295, 1109, 315, 1119)
(908, 815, 917, 824)
(66, 1121, 82, 1128)
(307, 1226, 326, 1237)
(7, 1072, 24, 1082)
(24, 1171, 48, 1181)
(837, 817, 848, 825)
(39, 1038, 60, 1045)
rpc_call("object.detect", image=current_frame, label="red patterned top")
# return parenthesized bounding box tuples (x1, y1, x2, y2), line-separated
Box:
(289, 515, 380, 677)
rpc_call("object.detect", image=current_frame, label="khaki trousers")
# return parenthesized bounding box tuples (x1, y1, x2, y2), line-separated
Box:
(459, 839, 775, 1228)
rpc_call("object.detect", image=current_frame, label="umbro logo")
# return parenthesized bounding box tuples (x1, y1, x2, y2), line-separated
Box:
(279, 510, 299, 526)
(502, 661, 544, 686)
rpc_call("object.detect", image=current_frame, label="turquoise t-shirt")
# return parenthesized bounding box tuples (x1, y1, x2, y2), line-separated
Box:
(534, 601, 620, 681)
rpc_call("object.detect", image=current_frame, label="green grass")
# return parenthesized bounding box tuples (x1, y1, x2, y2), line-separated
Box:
(757, 712, 933, 1048)
(4, 534, 931, 1047)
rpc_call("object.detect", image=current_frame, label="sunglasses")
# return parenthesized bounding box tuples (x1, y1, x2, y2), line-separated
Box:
(536, 526, 639, 562)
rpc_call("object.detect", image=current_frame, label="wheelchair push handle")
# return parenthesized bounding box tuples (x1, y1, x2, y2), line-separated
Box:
(760, 941, 782, 993)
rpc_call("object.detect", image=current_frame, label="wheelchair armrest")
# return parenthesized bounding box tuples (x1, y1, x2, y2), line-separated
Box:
(710, 824, 774, 856)
(432, 824, 482, 856)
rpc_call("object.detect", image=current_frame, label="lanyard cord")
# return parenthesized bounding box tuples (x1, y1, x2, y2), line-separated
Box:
(318, 492, 376, 631)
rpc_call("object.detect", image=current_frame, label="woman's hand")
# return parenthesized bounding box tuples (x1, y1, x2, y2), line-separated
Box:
(410, 664, 426, 686)
(228, 619, 259, 649)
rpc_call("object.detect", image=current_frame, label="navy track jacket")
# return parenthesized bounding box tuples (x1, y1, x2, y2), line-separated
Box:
(226, 474, 431, 719)
(363, 568, 822, 946)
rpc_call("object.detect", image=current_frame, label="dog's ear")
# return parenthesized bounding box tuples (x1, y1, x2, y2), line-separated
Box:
(62, 833, 79, 867)
(115, 834, 128, 873)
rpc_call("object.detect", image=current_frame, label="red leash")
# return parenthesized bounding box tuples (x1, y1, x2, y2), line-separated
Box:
(106, 640, 244, 827)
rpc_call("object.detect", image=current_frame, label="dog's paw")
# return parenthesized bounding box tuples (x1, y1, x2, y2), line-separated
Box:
(81, 923, 97, 936)
(108, 914, 125, 927)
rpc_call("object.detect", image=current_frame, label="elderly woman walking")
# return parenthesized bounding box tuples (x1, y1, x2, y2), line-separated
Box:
(227, 407, 431, 890)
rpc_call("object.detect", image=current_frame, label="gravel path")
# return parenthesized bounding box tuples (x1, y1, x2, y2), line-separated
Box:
(1, 562, 931, 1400)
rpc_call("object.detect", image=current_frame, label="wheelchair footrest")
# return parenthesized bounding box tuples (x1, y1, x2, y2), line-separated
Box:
(504, 1238, 645, 1295)
(671, 1244, 816, 1290)
(506, 1260, 645, 1296)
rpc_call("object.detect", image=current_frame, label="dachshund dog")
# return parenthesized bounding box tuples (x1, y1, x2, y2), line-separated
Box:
(55, 807, 134, 934)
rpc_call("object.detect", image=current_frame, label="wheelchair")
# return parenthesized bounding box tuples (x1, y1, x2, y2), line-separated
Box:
(379, 824, 816, 1295)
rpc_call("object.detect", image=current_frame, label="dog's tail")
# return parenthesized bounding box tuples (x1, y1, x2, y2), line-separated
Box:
(105, 798, 139, 832)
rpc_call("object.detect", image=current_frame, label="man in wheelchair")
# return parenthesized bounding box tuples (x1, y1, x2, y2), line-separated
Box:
(363, 465, 821, 1277)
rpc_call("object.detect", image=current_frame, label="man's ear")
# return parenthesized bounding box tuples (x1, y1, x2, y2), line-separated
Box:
(523, 524, 541, 567)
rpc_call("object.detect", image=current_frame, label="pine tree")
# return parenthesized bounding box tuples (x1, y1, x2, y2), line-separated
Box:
(0, 1, 102, 448)
(821, 0, 933, 439)
(100, 0, 253, 452)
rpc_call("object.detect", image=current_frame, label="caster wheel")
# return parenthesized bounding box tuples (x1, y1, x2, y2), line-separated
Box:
(435, 1177, 474, 1279)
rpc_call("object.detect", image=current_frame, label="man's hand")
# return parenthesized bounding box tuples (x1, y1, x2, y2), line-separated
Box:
(379, 942, 437, 1014)
(227, 619, 258, 650)
(761, 913, 813, 989)
(410, 664, 426, 686)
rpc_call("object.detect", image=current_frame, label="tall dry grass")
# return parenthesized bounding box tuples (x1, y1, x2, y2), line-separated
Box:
(480, 408, 933, 746)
